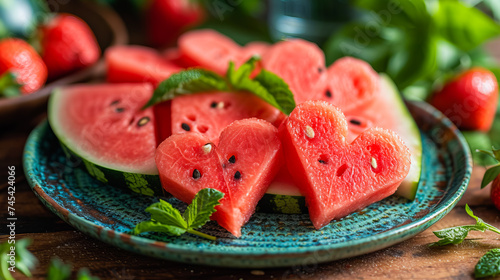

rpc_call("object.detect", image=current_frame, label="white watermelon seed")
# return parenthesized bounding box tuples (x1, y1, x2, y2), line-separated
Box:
(305, 126, 315, 139)
(202, 143, 212, 154)
(217, 102, 225, 109)
(371, 157, 378, 169)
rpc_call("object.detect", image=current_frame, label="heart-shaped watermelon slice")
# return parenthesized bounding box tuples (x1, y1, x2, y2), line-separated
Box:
(279, 101, 411, 229)
(155, 118, 283, 237)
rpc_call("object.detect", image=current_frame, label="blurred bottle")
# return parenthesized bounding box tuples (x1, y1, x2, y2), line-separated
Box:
(268, 0, 356, 45)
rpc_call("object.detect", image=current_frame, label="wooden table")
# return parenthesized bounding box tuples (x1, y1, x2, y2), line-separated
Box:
(0, 116, 498, 280)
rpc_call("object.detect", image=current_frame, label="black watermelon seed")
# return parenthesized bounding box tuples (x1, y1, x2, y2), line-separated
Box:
(210, 102, 217, 108)
(110, 100, 120, 106)
(137, 116, 150, 127)
(115, 107, 125, 113)
(181, 123, 191, 131)
(192, 169, 201, 179)
(318, 67, 323, 73)
(325, 90, 332, 98)
(349, 119, 362, 126)
(228, 155, 236, 164)
(234, 171, 241, 180)
(318, 159, 326, 164)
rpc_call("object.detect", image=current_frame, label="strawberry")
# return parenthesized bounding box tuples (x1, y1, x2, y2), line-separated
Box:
(40, 14, 100, 79)
(478, 147, 500, 210)
(146, 0, 205, 47)
(429, 67, 498, 132)
(0, 38, 47, 95)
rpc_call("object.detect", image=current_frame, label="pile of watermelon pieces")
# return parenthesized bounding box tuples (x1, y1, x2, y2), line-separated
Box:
(48, 29, 422, 237)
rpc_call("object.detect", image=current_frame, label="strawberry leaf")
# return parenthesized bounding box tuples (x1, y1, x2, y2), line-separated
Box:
(493, 146, 500, 162)
(481, 164, 500, 189)
(0, 71, 22, 97)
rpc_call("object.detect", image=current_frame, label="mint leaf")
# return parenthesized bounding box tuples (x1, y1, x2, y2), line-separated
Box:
(183, 188, 224, 229)
(253, 70, 296, 115)
(47, 258, 72, 280)
(0, 238, 37, 280)
(142, 69, 229, 109)
(142, 58, 296, 115)
(146, 200, 187, 229)
(481, 164, 500, 189)
(133, 220, 186, 236)
(132, 188, 224, 240)
(77, 268, 100, 280)
(434, 1, 500, 51)
(226, 56, 259, 85)
(475, 248, 500, 278)
(431, 205, 500, 246)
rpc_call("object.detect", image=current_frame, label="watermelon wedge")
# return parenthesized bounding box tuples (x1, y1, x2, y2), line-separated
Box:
(106, 45, 181, 86)
(48, 83, 161, 196)
(279, 101, 411, 229)
(178, 29, 243, 75)
(168, 91, 284, 144)
(155, 118, 283, 237)
(261, 39, 327, 104)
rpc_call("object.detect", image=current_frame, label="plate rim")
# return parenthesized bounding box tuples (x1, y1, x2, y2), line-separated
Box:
(23, 100, 473, 263)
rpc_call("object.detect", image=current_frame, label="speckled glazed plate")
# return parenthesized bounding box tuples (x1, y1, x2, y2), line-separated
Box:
(23, 101, 472, 268)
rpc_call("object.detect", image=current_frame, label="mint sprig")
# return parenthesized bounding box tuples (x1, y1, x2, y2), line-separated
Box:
(476, 147, 500, 188)
(476, 248, 500, 278)
(0, 239, 37, 280)
(430, 204, 500, 246)
(133, 188, 224, 241)
(143, 57, 296, 115)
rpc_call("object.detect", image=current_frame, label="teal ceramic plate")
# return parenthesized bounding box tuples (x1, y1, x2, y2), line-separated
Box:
(23, 101, 472, 268)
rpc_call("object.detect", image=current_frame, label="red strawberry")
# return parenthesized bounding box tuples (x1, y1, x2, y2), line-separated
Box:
(430, 67, 498, 132)
(478, 148, 500, 210)
(491, 177, 500, 211)
(40, 14, 100, 79)
(146, 0, 205, 47)
(0, 38, 47, 95)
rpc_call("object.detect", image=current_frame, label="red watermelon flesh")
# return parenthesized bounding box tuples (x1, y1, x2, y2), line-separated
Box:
(156, 118, 283, 237)
(320, 57, 379, 112)
(261, 39, 327, 104)
(169, 91, 285, 144)
(106, 45, 181, 86)
(49, 83, 157, 174)
(279, 101, 411, 229)
(163, 47, 197, 68)
(178, 29, 243, 75)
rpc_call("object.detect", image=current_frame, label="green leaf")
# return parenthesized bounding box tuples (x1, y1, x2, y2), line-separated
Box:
(143, 69, 230, 109)
(481, 164, 500, 189)
(47, 258, 72, 280)
(475, 248, 500, 278)
(0, 71, 22, 97)
(464, 132, 497, 166)
(77, 268, 100, 280)
(183, 188, 224, 229)
(0, 238, 38, 280)
(434, 1, 500, 51)
(226, 56, 258, 85)
(252, 70, 296, 115)
(132, 188, 223, 240)
(145, 200, 187, 229)
(133, 220, 186, 236)
(431, 205, 500, 246)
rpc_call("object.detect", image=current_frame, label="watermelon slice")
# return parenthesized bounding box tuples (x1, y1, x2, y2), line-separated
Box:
(178, 29, 243, 75)
(166, 91, 285, 144)
(261, 39, 327, 104)
(48, 83, 162, 196)
(321, 57, 379, 112)
(279, 101, 411, 229)
(155, 118, 283, 237)
(106, 45, 182, 86)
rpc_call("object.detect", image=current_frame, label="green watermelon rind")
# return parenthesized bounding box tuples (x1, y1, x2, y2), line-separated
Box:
(379, 74, 422, 200)
(48, 88, 163, 197)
